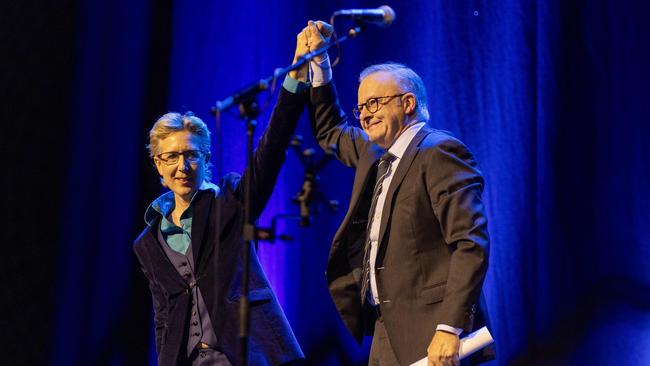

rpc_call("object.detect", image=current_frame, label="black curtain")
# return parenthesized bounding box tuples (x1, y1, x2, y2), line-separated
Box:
(3, 1, 649, 365)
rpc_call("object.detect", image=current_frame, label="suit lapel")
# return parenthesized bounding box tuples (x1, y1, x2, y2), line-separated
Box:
(333, 144, 384, 243)
(142, 219, 187, 291)
(190, 190, 214, 271)
(376, 127, 431, 249)
(351, 144, 384, 208)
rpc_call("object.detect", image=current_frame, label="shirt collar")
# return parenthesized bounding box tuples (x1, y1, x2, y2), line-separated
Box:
(144, 181, 220, 227)
(387, 122, 426, 159)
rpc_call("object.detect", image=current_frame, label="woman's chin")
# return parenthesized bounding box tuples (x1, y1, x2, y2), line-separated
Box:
(171, 185, 196, 199)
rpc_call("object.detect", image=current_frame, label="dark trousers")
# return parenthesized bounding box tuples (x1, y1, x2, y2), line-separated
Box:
(368, 317, 474, 366)
(368, 316, 401, 366)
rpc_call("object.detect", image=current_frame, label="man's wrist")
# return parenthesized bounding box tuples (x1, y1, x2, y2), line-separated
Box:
(310, 53, 332, 87)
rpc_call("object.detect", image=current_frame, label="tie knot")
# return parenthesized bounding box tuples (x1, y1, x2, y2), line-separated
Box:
(380, 152, 396, 164)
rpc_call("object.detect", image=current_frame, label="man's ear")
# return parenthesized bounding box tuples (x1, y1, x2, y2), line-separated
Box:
(403, 93, 417, 115)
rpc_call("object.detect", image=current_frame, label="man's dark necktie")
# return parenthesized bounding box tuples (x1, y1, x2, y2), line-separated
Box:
(360, 152, 396, 305)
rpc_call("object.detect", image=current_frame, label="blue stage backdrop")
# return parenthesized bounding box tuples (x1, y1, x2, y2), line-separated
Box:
(49, 1, 650, 365)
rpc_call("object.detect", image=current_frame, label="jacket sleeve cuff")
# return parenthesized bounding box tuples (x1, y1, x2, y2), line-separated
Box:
(282, 75, 310, 94)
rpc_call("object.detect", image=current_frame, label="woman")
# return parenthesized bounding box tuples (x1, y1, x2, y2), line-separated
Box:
(133, 96, 306, 365)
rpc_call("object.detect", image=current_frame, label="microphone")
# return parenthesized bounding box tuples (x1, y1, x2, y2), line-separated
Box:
(332, 5, 396, 28)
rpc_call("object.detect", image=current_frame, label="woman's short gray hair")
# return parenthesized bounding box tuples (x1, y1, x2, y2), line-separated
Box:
(359, 63, 430, 121)
(147, 111, 212, 180)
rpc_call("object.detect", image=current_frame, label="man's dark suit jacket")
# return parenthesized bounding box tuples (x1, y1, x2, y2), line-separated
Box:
(309, 82, 495, 365)
(133, 89, 306, 366)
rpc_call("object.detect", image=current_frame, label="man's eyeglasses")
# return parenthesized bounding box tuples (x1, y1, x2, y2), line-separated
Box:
(352, 93, 406, 119)
(156, 150, 207, 165)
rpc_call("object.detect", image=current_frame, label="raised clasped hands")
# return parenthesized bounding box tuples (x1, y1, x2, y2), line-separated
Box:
(289, 20, 333, 81)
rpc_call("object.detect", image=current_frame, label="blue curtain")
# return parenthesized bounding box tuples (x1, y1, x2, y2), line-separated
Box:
(49, 1, 650, 365)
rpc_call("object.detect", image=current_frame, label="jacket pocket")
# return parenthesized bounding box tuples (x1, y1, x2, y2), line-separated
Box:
(420, 281, 446, 305)
(395, 188, 417, 204)
(228, 287, 274, 305)
(155, 324, 167, 348)
(249, 287, 274, 304)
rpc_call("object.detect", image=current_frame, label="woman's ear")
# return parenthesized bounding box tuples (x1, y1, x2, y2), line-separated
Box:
(153, 158, 167, 187)
(153, 157, 163, 174)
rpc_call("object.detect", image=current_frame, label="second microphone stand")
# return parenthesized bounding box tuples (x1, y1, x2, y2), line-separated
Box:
(212, 25, 365, 366)
(237, 97, 259, 366)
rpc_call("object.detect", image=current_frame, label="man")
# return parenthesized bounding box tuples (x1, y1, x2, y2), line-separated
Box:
(288, 22, 495, 366)
(132, 34, 313, 365)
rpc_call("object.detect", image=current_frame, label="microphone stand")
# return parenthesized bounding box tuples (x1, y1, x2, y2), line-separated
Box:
(211, 25, 365, 366)
(290, 135, 340, 227)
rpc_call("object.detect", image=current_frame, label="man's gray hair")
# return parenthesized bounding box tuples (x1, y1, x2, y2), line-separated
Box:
(147, 111, 212, 181)
(359, 63, 430, 121)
